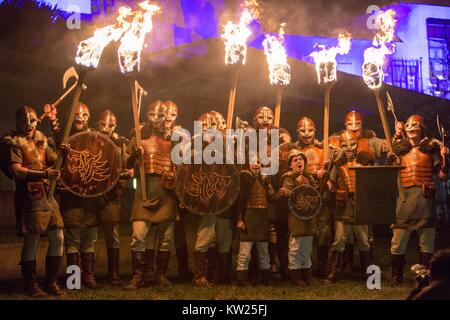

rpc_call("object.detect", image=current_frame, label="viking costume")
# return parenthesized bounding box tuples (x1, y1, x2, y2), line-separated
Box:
(126, 100, 178, 288)
(281, 149, 317, 286)
(390, 115, 449, 285)
(50, 102, 99, 289)
(253, 106, 292, 280)
(325, 131, 372, 283)
(94, 110, 131, 284)
(295, 117, 333, 277)
(192, 111, 235, 287)
(0, 106, 64, 297)
(235, 164, 274, 286)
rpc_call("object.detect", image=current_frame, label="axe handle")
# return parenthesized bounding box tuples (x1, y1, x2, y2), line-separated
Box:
(48, 70, 87, 198)
(39, 82, 79, 122)
(274, 87, 283, 128)
(130, 80, 148, 201)
(322, 83, 334, 161)
(226, 69, 239, 129)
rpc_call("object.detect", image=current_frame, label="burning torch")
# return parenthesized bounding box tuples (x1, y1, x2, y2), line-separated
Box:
(118, 1, 161, 201)
(48, 6, 134, 198)
(310, 32, 351, 159)
(263, 23, 291, 127)
(221, 0, 259, 129)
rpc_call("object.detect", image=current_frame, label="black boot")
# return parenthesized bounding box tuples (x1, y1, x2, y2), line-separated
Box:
(175, 246, 193, 282)
(316, 245, 329, 278)
(419, 252, 432, 269)
(300, 268, 312, 285)
(193, 251, 212, 287)
(125, 251, 145, 290)
(81, 252, 97, 289)
(207, 246, 218, 283)
(66, 252, 80, 269)
(235, 270, 248, 287)
(217, 252, 230, 284)
(324, 251, 343, 283)
(342, 243, 354, 274)
(21, 260, 47, 298)
(359, 251, 371, 282)
(289, 269, 306, 287)
(390, 254, 406, 286)
(260, 269, 272, 285)
(107, 248, 121, 285)
(156, 251, 171, 286)
(143, 249, 155, 286)
(44, 256, 64, 296)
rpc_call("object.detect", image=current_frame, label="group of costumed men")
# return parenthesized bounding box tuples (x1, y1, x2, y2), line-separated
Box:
(0, 98, 448, 297)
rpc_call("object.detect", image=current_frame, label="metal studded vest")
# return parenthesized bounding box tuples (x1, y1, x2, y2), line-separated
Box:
(16, 135, 47, 171)
(338, 159, 361, 193)
(399, 146, 434, 188)
(299, 145, 324, 175)
(141, 134, 174, 178)
(247, 178, 268, 209)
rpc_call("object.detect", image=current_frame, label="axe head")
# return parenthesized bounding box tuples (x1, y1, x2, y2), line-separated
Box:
(235, 116, 248, 129)
(62, 66, 79, 89)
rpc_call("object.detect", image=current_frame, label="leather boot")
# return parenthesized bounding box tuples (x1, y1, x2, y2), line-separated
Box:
(142, 249, 155, 286)
(21, 260, 47, 298)
(342, 243, 354, 274)
(260, 269, 272, 285)
(316, 245, 329, 278)
(207, 246, 218, 283)
(66, 252, 80, 269)
(155, 250, 171, 286)
(419, 252, 432, 269)
(236, 270, 249, 286)
(299, 268, 311, 285)
(324, 251, 343, 283)
(390, 254, 406, 286)
(175, 246, 193, 282)
(359, 251, 371, 281)
(107, 248, 121, 285)
(125, 251, 145, 290)
(217, 252, 230, 284)
(289, 269, 306, 287)
(269, 242, 278, 274)
(44, 256, 64, 296)
(81, 252, 97, 289)
(193, 251, 212, 287)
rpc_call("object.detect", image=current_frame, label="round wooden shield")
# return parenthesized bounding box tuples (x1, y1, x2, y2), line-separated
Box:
(289, 184, 322, 220)
(176, 153, 240, 216)
(61, 131, 121, 198)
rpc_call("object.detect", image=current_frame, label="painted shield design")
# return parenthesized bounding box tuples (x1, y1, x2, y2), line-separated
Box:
(176, 152, 240, 216)
(61, 131, 121, 197)
(289, 184, 322, 220)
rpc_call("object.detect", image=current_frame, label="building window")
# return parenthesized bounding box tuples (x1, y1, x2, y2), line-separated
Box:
(427, 18, 450, 99)
(386, 58, 423, 93)
(91, 0, 115, 15)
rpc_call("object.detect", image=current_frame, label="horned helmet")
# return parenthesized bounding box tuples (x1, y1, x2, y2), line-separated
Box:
(147, 100, 166, 133)
(287, 149, 307, 174)
(405, 115, 426, 140)
(253, 106, 274, 130)
(16, 106, 38, 137)
(339, 130, 358, 160)
(97, 109, 117, 137)
(296, 117, 316, 146)
(344, 111, 363, 137)
(163, 100, 178, 132)
(74, 102, 90, 131)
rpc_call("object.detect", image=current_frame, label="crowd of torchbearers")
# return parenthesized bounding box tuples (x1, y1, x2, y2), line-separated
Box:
(0, 100, 448, 298)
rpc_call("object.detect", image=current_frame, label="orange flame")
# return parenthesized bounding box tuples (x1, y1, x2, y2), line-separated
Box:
(75, 6, 133, 68)
(363, 9, 396, 89)
(263, 23, 291, 86)
(310, 32, 351, 84)
(221, 0, 259, 65)
(118, 1, 161, 74)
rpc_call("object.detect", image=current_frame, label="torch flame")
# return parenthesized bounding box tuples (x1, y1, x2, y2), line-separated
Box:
(118, 1, 161, 74)
(262, 23, 291, 86)
(310, 32, 352, 84)
(75, 6, 133, 68)
(221, 0, 259, 65)
(363, 9, 396, 89)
